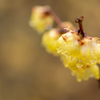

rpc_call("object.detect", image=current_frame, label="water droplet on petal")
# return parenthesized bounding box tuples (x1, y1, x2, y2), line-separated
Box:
(91, 60, 97, 64)
(76, 60, 83, 68)
(58, 48, 62, 53)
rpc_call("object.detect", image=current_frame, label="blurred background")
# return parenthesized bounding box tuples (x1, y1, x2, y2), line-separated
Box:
(0, 0, 100, 100)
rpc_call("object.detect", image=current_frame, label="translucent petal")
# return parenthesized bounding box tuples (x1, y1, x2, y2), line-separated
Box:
(42, 29, 60, 55)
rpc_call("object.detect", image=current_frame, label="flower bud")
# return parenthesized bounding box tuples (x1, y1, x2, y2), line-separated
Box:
(29, 6, 54, 34)
(42, 28, 60, 55)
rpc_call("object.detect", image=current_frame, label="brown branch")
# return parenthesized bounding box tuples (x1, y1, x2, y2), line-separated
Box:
(49, 10, 65, 29)
(44, 6, 67, 29)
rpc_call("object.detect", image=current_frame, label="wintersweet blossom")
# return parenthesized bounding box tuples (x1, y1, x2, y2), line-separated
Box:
(71, 64, 99, 82)
(42, 28, 60, 55)
(42, 22, 76, 55)
(56, 29, 100, 81)
(56, 30, 80, 57)
(61, 54, 99, 82)
(29, 6, 54, 33)
(78, 37, 99, 66)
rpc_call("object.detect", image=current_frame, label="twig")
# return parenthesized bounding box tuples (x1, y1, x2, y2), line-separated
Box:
(44, 6, 67, 29)
(75, 16, 86, 38)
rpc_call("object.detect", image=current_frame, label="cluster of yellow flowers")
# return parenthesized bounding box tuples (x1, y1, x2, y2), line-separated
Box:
(42, 22, 76, 56)
(29, 6, 100, 82)
(57, 30, 99, 81)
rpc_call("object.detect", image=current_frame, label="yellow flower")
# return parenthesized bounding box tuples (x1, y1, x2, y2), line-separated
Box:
(56, 30, 80, 57)
(42, 22, 76, 55)
(78, 37, 100, 66)
(57, 33, 100, 65)
(29, 6, 54, 34)
(61, 55, 78, 68)
(60, 53, 99, 81)
(42, 28, 60, 55)
(71, 64, 99, 82)
(56, 31, 100, 81)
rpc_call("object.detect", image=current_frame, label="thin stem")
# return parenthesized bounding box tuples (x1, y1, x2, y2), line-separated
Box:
(44, 6, 67, 29)
(75, 16, 86, 38)
(49, 10, 65, 29)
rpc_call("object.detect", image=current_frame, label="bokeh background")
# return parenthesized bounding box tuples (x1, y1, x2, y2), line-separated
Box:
(0, 0, 100, 100)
